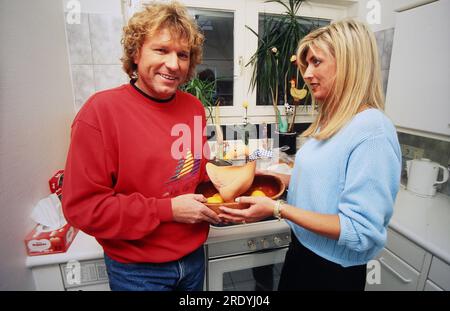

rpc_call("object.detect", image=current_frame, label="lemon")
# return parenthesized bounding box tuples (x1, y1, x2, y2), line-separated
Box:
(251, 190, 266, 197)
(207, 194, 224, 203)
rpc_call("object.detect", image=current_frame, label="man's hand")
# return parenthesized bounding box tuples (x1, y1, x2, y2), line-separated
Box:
(171, 193, 221, 225)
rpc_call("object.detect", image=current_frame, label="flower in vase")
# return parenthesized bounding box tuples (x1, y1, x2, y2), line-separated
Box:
(236, 100, 255, 147)
(242, 100, 249, 124)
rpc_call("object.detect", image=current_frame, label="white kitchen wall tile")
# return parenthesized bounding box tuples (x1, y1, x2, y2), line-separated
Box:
(89, 14, 123, 64)
(93, 65, 128, 92)
(71, 65, 95, 111)
(66, 13, 92, 64)
(382, 28, 395, 70)
(398, 132, 450, 196)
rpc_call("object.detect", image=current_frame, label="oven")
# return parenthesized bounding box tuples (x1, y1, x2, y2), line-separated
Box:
(205, 219, 291, 291)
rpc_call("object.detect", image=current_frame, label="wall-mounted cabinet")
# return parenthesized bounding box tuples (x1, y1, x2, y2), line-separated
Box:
(385, 0, 450, 137)
(393, 0, 439, 11)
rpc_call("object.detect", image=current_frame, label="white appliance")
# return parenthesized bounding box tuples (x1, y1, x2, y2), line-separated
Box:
(206, 219, 291, 291)
(406, 158, 449, 197)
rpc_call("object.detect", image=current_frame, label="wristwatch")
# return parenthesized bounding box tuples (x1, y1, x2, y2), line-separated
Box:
(273, 200, 285, 220)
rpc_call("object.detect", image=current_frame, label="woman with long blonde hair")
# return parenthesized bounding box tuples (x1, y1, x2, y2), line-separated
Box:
(220, 19, 401, 290)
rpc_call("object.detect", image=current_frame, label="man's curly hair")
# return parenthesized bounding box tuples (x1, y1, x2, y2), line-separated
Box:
(121, 1, 204, 81)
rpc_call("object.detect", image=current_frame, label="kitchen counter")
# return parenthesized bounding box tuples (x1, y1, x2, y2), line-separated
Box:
(26, 220, 289, 268)
(389, 185, 450, 264)
(26, 187, 450, 268)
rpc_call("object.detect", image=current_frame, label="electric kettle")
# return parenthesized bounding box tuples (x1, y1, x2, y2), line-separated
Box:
(406, 158, 449, 197)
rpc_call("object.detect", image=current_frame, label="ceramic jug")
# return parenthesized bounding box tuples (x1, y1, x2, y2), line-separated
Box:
(406, 158, 449, 197)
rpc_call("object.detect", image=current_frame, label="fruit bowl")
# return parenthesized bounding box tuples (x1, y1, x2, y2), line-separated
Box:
(195, 174, 286, 214)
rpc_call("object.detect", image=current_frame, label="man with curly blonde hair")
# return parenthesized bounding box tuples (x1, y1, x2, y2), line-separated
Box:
(62, 1, 220, 291)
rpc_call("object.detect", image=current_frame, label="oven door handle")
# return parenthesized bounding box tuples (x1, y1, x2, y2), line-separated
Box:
(252, 246, 288, 255)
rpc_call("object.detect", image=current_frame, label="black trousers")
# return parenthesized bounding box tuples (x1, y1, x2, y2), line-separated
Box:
(278, 232, 367, 291)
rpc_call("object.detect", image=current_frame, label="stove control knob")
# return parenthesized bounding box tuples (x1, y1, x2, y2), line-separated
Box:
(261, 238, 270, 249)
(273, 236, 282, 246)
(247, 240, 257, 251)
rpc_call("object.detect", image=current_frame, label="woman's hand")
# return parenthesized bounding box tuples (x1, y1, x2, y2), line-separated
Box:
(218, 196, 275, 223)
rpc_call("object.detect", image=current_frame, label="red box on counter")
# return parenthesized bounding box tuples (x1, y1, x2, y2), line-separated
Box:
(25, 223, 78, 256)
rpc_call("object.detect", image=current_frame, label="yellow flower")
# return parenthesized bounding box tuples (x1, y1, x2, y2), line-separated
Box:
(242, 101, 249, 109)
(290, 55, 297, 62)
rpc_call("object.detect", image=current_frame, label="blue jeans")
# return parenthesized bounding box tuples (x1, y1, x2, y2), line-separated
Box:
(104, 246, 205, 291)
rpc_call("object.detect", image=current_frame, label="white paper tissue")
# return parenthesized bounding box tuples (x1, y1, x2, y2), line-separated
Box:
(30, 193, 66, 230)
(266, 163, 293, 175)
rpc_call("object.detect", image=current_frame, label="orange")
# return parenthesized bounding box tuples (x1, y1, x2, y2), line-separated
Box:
(207, 194, 224, 203)
(251, 190, 266, 197)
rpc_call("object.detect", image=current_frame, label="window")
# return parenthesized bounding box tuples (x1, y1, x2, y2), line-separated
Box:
(256, 14, 330, 106)
(191, 9, 234, 106)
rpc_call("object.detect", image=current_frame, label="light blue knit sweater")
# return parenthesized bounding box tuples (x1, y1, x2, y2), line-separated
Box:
(287, 109, 401, 267)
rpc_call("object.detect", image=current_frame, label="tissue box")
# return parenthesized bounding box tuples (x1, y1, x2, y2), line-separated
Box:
(25, 223, 78, 256)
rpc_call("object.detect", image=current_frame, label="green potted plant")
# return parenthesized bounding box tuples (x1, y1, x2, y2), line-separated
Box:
(246, 0, 326, 153)
(181, 75, 216, 124)
(247, 1, 327, 126)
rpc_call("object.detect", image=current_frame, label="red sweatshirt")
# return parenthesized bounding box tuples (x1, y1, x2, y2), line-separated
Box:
(62, 83, 210, 263)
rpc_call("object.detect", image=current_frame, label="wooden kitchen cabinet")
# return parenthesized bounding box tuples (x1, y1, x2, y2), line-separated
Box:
(385, 0, 450, 136)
